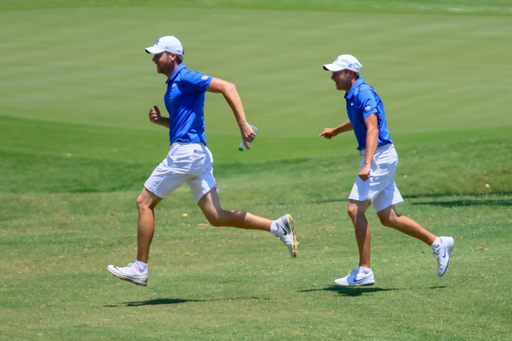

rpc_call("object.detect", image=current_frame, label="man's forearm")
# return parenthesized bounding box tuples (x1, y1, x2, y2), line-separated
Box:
(334, 120, 353, 135)
(222, 84, 247, 125)
(364, 128, 378, 167)
(158, 117, 171, 129)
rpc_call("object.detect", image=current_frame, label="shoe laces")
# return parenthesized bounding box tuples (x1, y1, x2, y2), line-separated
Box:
(433, 245, 442, 257)
(347, 268, 359, 276)
(121, 263, 138, 274)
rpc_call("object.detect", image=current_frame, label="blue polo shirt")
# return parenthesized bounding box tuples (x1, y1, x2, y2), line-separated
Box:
(344, 77, 393, 150)
(164, 63, 213, 145)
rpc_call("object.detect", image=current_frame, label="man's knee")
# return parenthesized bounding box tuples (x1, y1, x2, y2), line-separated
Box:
(379, 215, 394, 227)
(137, 189, 160, 210)
(378, 208, 398, 227)
(205, 213, 225, 227)
(137, 195, 150, 211)
(347, 206, 358, 220)
(347, 203, 367, 220)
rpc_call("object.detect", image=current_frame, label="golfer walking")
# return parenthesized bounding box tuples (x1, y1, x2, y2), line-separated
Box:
(320, 54, 453, 286)
(108, 36, 298, 286)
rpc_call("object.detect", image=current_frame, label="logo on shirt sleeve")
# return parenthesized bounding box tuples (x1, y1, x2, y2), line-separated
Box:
(365, 105, 371, 112)
(201, 75, 208, 80)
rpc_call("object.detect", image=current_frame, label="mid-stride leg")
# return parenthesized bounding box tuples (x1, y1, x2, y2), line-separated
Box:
(198, 189, 272, 231)
(334, 199, 375, 287)
(347, 199, 372, 268)
(377, 205, 454, 276)
(107, 188, 162, 286)
(136, 188, 163, 263)
(198, 189, 299, 257)
(376, 205, 435, 246)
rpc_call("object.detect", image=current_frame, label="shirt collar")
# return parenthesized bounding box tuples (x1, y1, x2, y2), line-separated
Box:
(344, 76, 365, 100)
(166, 63, 186, 84)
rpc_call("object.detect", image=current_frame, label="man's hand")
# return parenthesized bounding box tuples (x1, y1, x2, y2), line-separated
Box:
(148, 105, 161, 125)
(319, 128, 337, 140)
(359, 165, 371, 181)
(240, 122, 256, 149)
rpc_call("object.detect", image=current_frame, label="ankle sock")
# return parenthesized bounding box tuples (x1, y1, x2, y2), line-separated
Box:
(270, 221, 280, 236)
(134, 259, 148, 273)
(359, 266, 371, 273)
(431, 237, 442, 250)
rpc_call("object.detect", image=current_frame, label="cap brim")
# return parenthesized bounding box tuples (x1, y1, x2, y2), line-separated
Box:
(323, 64, 345, 71)
(145, 46, 166, 54)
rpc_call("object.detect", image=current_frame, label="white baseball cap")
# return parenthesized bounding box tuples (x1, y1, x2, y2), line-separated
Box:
(145, 36, 183, 55)
(323, 54, 362, 72)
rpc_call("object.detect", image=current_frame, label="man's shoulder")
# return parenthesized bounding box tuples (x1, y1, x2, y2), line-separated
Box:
(354, 83, 377, 100)
(176, 67, 209, 82)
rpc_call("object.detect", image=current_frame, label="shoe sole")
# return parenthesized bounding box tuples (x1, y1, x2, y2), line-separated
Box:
(334, 280, 375, 287)
(286, 214, 299, 258)
(108, 266, 147, 286)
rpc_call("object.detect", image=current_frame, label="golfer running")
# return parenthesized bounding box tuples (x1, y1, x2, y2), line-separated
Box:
(108, 36, 298, 286)
(320, 54, 453, 286)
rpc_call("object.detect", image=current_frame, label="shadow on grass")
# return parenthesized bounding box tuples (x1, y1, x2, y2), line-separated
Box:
(402, 192, 512, 199)
(410, 199, 512, 207)
(299, 285, 447, 297)
(266, 192, 512, 207)
(105, 296, 270, 307)
(283, 192, 512, 207)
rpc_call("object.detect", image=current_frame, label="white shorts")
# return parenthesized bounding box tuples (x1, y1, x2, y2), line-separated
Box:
(144, 142, 218, 203)
(348, 143, 404, 212)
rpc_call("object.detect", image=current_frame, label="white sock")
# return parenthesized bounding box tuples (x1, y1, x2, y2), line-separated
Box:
(135, 259, 148, 273)
(270, 221, 280, 236)
(359, 266, 371, 273)
(431, 237, 442, 250)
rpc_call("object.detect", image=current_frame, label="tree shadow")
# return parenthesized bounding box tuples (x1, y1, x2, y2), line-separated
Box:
(104, 296, 270, 308)
(266, 192, 512, 207)
(403, 192, 512, 199)
(410, 199, 512, 207)
(299, 285, 447, 297)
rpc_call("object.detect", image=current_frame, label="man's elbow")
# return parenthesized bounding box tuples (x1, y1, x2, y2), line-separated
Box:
(224, 82, 237, 94)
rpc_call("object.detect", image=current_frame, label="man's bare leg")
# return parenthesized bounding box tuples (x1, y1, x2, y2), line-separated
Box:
(347, 199, 372, 268)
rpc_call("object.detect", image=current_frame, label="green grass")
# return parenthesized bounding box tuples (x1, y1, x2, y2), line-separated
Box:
(1, 0, 512, 340)
(1, 190, 511, 340)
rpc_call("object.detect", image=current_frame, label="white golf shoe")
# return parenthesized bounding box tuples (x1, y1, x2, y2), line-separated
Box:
(276, 214, 299, 258)
(334, 268, 375, 287)
(108, 263, 148, 286)
(433, 236, 454, 276)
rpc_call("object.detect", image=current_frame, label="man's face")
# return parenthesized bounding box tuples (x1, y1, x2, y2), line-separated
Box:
(152, 52, 174, 75)
(331, 70, 351, 91)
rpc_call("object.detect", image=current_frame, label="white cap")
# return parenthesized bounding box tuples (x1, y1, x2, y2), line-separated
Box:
(323, 54, 362, 72)
(145, 36, 183, 55)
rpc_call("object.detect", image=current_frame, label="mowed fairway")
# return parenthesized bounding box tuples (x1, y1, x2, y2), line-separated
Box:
(1, 1, 511, 340)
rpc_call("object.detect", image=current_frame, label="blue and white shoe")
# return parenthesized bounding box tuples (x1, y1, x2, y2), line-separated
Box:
(433, 236, 454, 276)
(334, 268, 375, 286)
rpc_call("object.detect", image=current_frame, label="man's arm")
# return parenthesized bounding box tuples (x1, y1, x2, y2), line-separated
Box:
(359, 113, 379, 181)
(206, 77, 254, 149)
(319, 120, 353, 139)
(148, 105, 170, 129)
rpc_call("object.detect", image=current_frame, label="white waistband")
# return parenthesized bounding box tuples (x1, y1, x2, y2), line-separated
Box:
(170, 141, 205, 149)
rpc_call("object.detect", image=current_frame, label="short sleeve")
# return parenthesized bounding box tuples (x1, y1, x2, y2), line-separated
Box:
(358, 90, 379, 119)
(179, 70, 213, 94)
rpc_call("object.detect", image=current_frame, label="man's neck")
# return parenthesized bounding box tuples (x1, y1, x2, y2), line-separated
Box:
(345, 78, 357, 93)
(165, 62, 180, 79)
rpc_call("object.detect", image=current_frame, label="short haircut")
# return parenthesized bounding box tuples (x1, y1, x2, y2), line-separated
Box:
(177, 50, 184, 64)
(343, 69, 360, 80)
